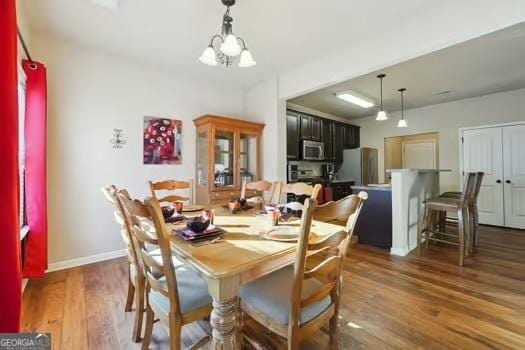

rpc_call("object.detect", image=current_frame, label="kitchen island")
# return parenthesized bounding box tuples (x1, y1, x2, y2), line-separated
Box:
(388, 169, 451, 256)
(352, 185, 392, 249)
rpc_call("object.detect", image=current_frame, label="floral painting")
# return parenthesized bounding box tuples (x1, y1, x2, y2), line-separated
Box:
(143, 117, 182, 165)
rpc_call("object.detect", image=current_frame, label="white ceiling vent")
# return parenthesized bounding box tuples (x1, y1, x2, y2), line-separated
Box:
(90, 0, 120, 10)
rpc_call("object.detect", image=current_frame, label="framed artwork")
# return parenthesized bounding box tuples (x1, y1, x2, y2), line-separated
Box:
(143, 116, 182, 165)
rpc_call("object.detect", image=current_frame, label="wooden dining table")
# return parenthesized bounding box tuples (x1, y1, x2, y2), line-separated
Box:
(167, 206, 346, 350)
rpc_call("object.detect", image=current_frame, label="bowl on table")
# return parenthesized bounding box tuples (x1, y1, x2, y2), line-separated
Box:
(186, 216, 211, 233)
(161, 205, 175, 219)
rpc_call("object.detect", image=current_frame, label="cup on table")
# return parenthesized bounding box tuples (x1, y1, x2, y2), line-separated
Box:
(202, 209, 215, 225)
(174, 201, 184, 214)
(267, 208, 281, 226)
(228, 201, 241, 214)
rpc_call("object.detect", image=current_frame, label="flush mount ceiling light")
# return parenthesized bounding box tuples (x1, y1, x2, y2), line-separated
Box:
(397, 88, 408, 128)
(199, 0, 256, 68)
(376, 74, 388, 121)
(336, 90, 375, 108)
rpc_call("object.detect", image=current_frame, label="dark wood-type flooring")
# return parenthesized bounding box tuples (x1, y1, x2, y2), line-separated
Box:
(23, 225, 525, 349)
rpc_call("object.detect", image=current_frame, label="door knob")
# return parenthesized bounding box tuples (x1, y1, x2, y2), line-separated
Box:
(496, 179, 502, 183)
(505, 180, 511, 184)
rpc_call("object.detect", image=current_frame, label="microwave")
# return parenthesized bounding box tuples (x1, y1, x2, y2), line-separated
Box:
(302, 140, 325, 161)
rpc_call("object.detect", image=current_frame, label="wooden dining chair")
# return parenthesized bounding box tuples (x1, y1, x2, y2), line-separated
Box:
(281, 183, 322, 211)
(240, 194, 367, 350)
(114, 189, 187, 343)
(123, 195, 212, 350)
(240, 180, 282, 206)
(313, 192, 369, 229)
(102, 185, 146, 342)
(149, 179, 194, 205)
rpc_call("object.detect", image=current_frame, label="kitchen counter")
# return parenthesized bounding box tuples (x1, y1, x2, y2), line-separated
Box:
(389, 168, 449, 256)
(352, 184, 391, 192)
(330, 179, 355, 183)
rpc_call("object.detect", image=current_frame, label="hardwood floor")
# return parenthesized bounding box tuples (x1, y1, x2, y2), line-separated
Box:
(23, 225, 525, 349)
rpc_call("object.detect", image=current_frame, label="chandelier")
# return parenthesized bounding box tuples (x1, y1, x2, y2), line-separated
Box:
(199, 0, 256, 68)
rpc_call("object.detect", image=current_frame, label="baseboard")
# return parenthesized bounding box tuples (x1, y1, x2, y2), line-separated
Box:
(46, 249, 127, 273)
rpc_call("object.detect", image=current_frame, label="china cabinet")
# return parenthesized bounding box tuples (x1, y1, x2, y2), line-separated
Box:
(194, 115, 265, 204)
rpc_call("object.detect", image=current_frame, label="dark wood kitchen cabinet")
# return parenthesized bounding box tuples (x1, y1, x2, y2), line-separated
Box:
(322, 119, 334, 160)
(342, 125, 360, 149)
(286, 111, 300, 159)
(300, 115, 321, 141)
(333, 123, 345, 165)
(286, 109, 360, 162)
(331, 181, 355, 201)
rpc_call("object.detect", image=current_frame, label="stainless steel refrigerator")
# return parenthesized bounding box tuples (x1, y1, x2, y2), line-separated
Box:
(337, 147, 379, 185)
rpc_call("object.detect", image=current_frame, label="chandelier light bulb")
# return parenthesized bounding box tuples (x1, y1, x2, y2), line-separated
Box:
(376, 110, 388, 121)
(199, 46, 218, 66)
(397, 119, 408, 128)
(238, 49, 256, 67)
(220, 34, 242, 56)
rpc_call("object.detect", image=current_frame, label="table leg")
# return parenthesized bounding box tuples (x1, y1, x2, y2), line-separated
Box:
(208, 276, 241, 350)
(210, 297, 239, 349)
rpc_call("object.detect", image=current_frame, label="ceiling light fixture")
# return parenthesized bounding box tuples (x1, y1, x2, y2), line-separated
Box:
(336, 91, 375, 108)
(199, 0, 256, 68)
(397, 88, 408, 128)
(376, 74, 388, 121)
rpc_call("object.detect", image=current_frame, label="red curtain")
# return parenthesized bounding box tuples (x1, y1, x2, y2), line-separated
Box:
(22, 60, 48, 278)
(0, 0, 22, 332)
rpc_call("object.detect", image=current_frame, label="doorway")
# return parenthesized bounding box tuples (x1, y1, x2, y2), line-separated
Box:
(384, 132, 439, 182)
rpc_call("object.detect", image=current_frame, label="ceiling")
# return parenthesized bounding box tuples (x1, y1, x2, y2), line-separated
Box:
(20, 0, 436, 89)
(289, 23, 525, 118)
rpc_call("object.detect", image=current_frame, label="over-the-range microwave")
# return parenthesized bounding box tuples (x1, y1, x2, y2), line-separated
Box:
(302, 140, 324, 161)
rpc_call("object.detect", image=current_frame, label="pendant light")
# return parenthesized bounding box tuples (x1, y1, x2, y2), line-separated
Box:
(376, 74, 388, 121)
(397, 88, 408, 128)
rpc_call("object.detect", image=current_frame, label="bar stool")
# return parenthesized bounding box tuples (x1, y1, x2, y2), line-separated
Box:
(417, 172, 477, 266)
(439, 172, 484, 254)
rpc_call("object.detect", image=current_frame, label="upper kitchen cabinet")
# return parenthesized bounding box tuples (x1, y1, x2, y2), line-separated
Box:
(300, 114, 322, 141)
(343, 125, 360, 149)
(286, 109, 360, 163)
(334, 123, 345, 164)
(286, 111, 300, 159)
(322, 119, 334, 160)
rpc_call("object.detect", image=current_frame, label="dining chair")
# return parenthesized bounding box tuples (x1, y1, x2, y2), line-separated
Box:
(122, 195, 212, 350)
(417, 172, 477, 266)
(313, 192, 369, 229)
(281, 183, 322, 212)
(102, 185, 145, 342)
(149, 179, 194, 205)
(240, 194, 367, 350)
(240, 180, 282, 206)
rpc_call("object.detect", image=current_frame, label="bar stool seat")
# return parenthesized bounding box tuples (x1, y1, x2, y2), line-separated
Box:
(424, 197, 461, 211)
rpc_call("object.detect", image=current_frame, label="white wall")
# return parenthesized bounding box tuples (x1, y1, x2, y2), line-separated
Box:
(245, 77, 287, 181)
(351, 88, 525, 191)
(32, 34, 244, 265)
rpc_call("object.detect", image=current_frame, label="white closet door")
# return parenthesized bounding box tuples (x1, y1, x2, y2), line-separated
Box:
(503, 124, 525, 229)
(462, 128, 504, 226)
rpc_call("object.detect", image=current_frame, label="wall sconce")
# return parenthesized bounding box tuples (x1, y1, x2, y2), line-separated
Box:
(110, 128, 126, 149)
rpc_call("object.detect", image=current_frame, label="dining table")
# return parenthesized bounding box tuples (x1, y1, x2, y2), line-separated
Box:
(167, 205, 346, 350)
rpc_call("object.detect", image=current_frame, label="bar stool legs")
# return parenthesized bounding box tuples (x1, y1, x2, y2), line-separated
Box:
(418, 205, 469, 266)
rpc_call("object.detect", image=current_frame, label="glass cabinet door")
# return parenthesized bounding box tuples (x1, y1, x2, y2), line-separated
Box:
(214, 129, 235, 188)
(240, 133, 259, 184)
(196, 130, 209, 186)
